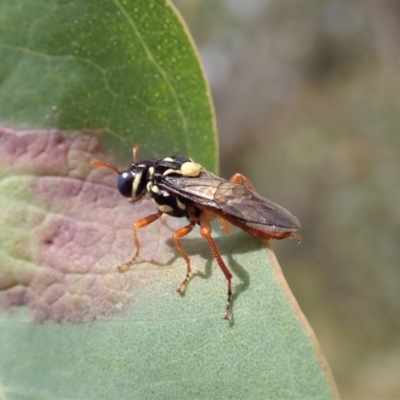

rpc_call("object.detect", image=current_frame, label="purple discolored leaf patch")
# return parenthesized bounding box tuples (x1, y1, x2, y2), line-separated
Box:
(0, 127, 177, 322)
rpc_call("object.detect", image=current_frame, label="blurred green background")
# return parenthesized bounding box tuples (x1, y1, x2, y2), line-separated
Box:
(173, 0, 400, 398)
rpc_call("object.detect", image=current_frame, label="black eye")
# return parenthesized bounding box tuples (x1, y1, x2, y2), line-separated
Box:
(117, 171, 134, 198)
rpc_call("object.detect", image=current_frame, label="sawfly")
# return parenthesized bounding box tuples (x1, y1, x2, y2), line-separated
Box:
(92, 146, 301, 320)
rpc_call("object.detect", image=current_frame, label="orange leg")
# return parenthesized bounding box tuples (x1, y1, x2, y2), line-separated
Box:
(199, 220, 233, 320)
(173, 223, 195, 293)
(230, 172, 257, 191)
(118, 212, 163, 272)
(219, 217, 232, 234)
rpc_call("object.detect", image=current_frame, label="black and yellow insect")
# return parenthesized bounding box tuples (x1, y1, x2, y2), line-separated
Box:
(93, 146, 301, 320)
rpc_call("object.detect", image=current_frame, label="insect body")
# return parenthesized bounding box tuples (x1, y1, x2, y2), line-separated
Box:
(92, 146, 301, 320)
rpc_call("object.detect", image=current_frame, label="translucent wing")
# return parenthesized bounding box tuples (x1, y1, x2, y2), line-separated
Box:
(159, 170, 301, 236)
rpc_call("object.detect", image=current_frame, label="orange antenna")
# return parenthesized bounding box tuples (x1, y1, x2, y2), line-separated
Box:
(132, 144, 140, 163)
(91, 161, 121, 174)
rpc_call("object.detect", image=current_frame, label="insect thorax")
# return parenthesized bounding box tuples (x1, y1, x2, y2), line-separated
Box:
(145, 156, 203, 217)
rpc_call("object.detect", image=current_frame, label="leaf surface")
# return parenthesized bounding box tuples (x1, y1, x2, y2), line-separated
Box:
(0, 1, 336, 399)
(0, 0, 216, 169)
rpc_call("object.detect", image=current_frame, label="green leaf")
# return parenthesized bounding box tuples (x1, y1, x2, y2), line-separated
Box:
(0, 1, 337, 399)
(0, 234, 337, 399)
(0, 0, 217, 169)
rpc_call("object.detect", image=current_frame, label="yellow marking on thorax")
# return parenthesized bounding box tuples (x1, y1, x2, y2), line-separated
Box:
(163, 168, 179, 177)
(181, 161, 203, 177)
(148, 166, 155, 178)
(163, 161, 203, 178)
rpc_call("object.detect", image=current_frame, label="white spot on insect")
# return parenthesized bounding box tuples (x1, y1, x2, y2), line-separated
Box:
(148, 166, 155, 178)
(151, 185, 160, 194)
(163, 157, 174, 162)
(176, 198, 186, 210)
(160, 190, 170, 197)
(138, 164, 146, 168)
(181, 161, 202, 177)
(147, 182, 153, 192)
